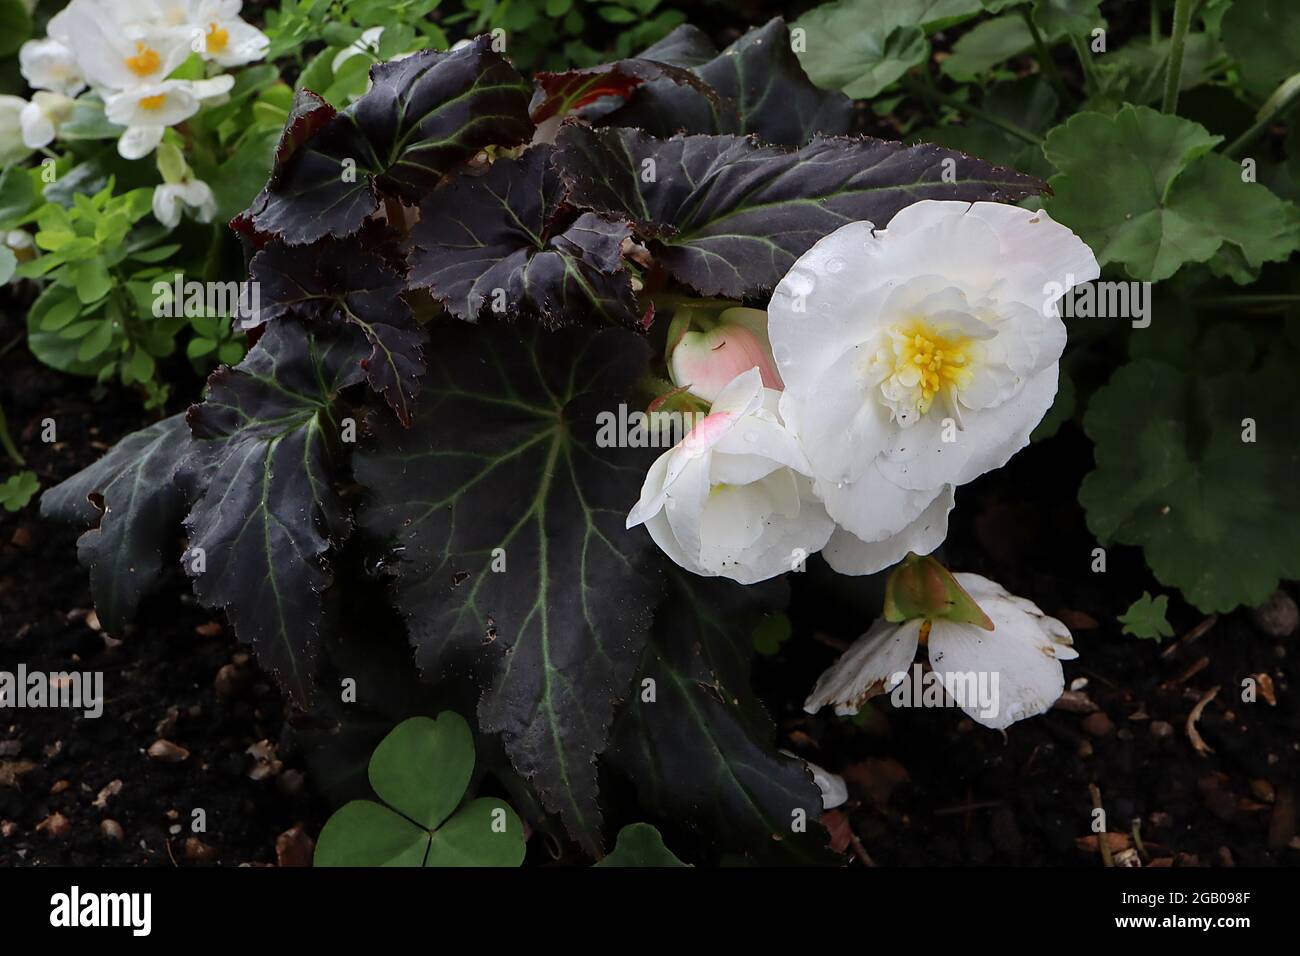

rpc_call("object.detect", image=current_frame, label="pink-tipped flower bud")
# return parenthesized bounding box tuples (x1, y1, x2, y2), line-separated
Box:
(668, 307, 783, 403)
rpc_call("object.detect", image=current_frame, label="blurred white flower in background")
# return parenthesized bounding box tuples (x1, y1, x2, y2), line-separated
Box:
(20, 92, 78, 148)
(153, 176, 217, 227)
(0, 96, 31, 165)
(19, 38, 86, 97)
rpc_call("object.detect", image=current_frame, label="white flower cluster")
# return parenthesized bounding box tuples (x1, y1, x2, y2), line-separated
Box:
(628, 200, 1099, 584)
(3, 0, 268, 204)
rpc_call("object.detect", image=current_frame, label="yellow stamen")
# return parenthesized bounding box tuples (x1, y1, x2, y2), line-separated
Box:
(125, 42, 162, 77)
(891, 319, 975, 415)
(138, 93, 168, 111)
(206, 22, 229, 53)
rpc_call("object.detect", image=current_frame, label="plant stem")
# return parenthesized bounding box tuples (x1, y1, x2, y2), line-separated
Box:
(1019, 7, 1070, 103)
(1224, 71, 1300, 158)
(1070, 35, 1101, 99)
(903, 78, 1044, 146)
(1150, 0, 1161, 43)
(1161, 0, 1194, 113)
(0, 407, 24, 467)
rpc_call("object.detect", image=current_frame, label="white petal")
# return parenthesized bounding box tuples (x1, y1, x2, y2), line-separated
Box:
(20, 102, 55, 148)
(820, 484, 954, 575)
(817, 463, 951, 545)
(926, 577, 1075, 730)
(117, 124, 165, 159)
(804, 618, 922, 716)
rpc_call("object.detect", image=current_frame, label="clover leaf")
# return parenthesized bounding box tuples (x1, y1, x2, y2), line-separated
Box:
(0, 470, 40, 513)
(1119, 593, 1175, 642)
(1044, 105, 1300, 281)
(1080, 357, 1300, 613)
(315, 713, 526, 867)
(595, 824, 689, 867)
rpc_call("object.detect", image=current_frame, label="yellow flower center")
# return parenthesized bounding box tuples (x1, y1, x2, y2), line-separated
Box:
(138, 93, 168, 111)
(890, 320, 975, 415)
(125, 43, 162, 77)
(207, 22, 229, 53)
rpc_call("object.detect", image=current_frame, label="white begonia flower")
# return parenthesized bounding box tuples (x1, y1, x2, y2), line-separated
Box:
(20, 92, 77, 149)
(0, 96, 32, 166)
(781, 753, 848, 810)
(56, 0, 192, 93)
(805, 571, 1077, 730)
(626, 368, 836, 585)
(768, 201, 1099, 575)
(152, 176, 216, 228)
(19, 39, 87, 97)
(181, 0, 269, 67)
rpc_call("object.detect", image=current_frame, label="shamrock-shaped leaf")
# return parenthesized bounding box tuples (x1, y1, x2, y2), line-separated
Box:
(1080, 358, 1300, 613)
(1045, 105, 1300, 281)
(595, 823, 689, 867)
(594, 19, 853, 146)
(176, 322, 370, 704)
(355, 322, 662, 855)
(0, 470, 40, 513)
(407, 146, 640, 328)
(238, 37, 533, 245)
(40, 415, 192, 632)
(1118, 592, 1174, 642)
(556, 126, 1045, 299)
(315, 713, 526, 867)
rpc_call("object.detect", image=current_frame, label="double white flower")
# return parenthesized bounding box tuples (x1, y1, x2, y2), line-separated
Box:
(626, 368, 834, 585)
(628, 200, 1098, 585)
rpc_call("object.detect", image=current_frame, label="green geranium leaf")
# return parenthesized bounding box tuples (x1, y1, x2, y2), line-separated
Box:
(1080, 358, 1300, 613)
(41, 416, 192, 632)
(1119, 592, 1175, 641)
(752, 613, 793, 655)
(355, 322, 662, 856)
(914, 75, 1059, 175)
(1031, 0, 1102, 38)
(794, 0, 929, 99)
(368, 714, 474, 830)
(1045, 105, 1300, 281)
(940, 15, 1035, 82)
(596, 823, 690, 867)
(1221, 0, 1300, 97)
(315, 715, 527, 867)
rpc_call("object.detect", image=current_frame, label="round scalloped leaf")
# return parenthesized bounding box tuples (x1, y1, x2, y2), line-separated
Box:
(1080, 358, 1300, 613)
(314, 800, 430, 867)
(425, 798, 526, 867)
(368, 713, 475, 831)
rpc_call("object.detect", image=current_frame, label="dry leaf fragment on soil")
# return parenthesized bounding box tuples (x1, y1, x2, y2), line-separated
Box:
(1186, 685, 1221, 757)
(0, 760, 36, 788)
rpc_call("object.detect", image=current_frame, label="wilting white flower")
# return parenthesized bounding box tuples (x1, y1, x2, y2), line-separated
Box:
(805, 571, 1077, 730)
(768, 201, 1099, 574)
(19, 39, 86, 97)
(153, 176, 216, 228)
(20, 92, 77, 148)
(0, 96, 31, 166)
(668, 306, 784, 404)
(626, 368, 835, 585)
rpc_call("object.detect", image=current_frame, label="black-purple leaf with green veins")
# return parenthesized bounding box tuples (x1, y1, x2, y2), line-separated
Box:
(608, 571, 833, 864)
(407, 146, 640, 329)
(556, 126, 1046, 299)
(241, 37, 534, 245)
(595, 19, 854, 147)
(176, 322, 369, 705)
(40, 415, 192, 634)
(355, 322, 662, 855)
(251, 237, 424, 425)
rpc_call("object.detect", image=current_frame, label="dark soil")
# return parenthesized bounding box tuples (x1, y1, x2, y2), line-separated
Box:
(0, 325, 327, 867)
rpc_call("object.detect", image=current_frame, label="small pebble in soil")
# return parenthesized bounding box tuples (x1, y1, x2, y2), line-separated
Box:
(185, 837, 219, 863)
(1150, 720, 1174, 739)
(1251, 590, 1298, 638)
(276, 825, 314, 867)
(1082, 712, 1115, 737)
(147, 739, 190, 763)
(100, 819, 124, 841)
(37, 812, 71, 837)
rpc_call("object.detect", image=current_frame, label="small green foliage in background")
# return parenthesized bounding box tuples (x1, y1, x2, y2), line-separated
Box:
(0, 470, 39, 512)
(1119, 592, 1175, 641)
(314, 713, 527, 867)
(752, 612, 793, 655)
